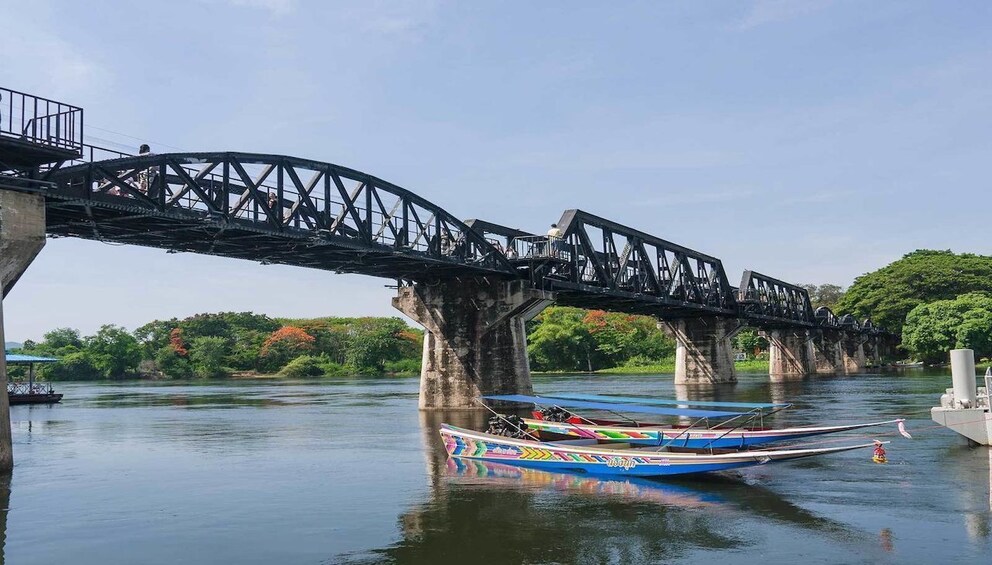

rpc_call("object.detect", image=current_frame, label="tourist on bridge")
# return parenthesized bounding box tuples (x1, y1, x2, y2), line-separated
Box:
(137, 144, 156, 196)
(547, 223, 564, 257)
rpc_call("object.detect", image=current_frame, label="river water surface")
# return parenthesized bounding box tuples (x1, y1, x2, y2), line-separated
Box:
(4, 371, 991, 564)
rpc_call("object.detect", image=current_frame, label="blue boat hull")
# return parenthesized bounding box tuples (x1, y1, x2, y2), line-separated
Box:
(439, 424, 877, 479)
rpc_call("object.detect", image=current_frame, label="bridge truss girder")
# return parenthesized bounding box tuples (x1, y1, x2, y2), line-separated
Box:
(41, 152, 515, 280)
(737, 270, 816, 329)
(524, 209, 738, 318)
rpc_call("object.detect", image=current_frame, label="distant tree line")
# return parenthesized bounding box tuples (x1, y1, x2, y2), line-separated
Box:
(27, 249, 988, 380)
(14, 308, 781, 380)
(15, 313, 423, 380)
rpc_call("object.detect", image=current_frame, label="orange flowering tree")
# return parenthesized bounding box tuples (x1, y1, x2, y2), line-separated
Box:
(169, 328, 189, 356)
(260, 326, 316, 371)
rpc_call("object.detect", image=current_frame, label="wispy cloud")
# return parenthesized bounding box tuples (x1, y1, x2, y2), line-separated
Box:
(210, 0, 296, 16)
(358, 0, 441, 41)
(737, 0, 834, 30)
(0, 3, 110, 99)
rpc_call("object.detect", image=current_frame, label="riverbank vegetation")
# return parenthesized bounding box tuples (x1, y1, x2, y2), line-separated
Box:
(14, 313, 423, 380)
(12, 307, 769, 380)
(13, 249, 989, 379)
(839, 250, 992, 362)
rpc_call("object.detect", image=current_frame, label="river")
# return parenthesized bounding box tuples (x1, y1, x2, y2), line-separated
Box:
(3, 370, 991, 564)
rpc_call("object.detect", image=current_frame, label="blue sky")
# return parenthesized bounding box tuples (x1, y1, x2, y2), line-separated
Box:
(2, 0, 990, 340)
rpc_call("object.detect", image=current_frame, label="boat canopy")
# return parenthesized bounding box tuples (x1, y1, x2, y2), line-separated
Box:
(550, 393, 790, 410)
(4, 353, 58, 364)
(482, 394, 747, 418)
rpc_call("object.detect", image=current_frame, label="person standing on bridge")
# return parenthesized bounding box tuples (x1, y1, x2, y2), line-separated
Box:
(547, 223, 564, 258)
(137, 144, 156, 196)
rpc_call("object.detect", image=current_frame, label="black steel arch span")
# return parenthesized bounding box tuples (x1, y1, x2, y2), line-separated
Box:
(30, 150, 895, 336)
(41, 152, 515, 280)
(514, 209, 738, 318)
(737, 270, 816, 329)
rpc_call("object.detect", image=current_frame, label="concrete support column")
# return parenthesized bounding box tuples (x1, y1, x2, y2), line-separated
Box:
(763, 329, 813, 379)
(0, 190, 48, 472)
(841, 334, 867, 374)
(0, 291, 11, 472)
(863, 336, 880, 367)
(661, 318, 741, 384)
(393, 278, 554, 410)
(811, 331, 843, 374)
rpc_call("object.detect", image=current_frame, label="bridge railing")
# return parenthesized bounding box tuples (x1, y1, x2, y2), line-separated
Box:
(0, 87, 83, 153)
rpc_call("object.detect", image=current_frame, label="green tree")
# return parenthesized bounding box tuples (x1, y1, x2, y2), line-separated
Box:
(296, 320, 350, 364)
(86, 325, 142, 378)
(733, 328, 768, 354)
(45, 350, 102, 380)
(527, 307, 600, 372)
(584, 311, 673, 366)
(155, 346, 194, 379)
(800, 284, 845, 310)
(43, 327, 84, 351)
(134, 319, 179, 358)
(346, 318, 409, 374)
(189, 336, 230, 378)
(836, 250, 992, 331)
(902, 292, 992, 363)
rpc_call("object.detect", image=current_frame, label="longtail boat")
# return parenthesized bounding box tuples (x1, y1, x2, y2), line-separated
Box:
(484, 394, 906, 449)
(440, 423, 883, 478)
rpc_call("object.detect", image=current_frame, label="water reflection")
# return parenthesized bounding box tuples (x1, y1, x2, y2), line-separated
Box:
(0, 473, 8, 565)
(338, 409, 879, 564)
(961, 448, 992, 542)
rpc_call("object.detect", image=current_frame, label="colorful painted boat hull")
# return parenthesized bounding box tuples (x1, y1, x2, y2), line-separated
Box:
(440, 424, 878, 478)
(522, 418, 902, 448)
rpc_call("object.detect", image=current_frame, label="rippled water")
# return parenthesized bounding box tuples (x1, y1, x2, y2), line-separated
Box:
(3, 371, 991, 564)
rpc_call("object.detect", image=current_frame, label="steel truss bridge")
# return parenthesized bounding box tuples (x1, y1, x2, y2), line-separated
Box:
(0, 84, 888, 338)
(17, 150, 889, 338)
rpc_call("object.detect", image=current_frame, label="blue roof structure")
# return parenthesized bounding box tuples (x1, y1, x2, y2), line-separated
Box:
(551, 393, 790, 410)
(482, 394, 746, 418)
(4, 353, 58, 364)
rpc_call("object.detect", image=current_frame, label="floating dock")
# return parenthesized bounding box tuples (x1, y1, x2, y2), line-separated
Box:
(4, 353, 62, 405)
(931, 349, 992, 445)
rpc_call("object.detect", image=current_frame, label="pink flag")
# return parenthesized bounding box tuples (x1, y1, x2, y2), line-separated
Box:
(897, 419, 912, 439)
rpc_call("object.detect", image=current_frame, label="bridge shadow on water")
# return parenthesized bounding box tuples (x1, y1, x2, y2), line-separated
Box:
(333, 410, 884, 565)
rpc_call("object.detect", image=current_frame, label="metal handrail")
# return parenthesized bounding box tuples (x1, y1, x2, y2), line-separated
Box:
(0, 86, 83, 152)
(7, 382, 56, 395)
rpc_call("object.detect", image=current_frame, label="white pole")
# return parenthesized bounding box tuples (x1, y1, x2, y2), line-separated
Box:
(950, 349, 977, 408)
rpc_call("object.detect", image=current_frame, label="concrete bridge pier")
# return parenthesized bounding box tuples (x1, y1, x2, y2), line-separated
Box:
(863, 336, 880, 367)
(811, 331, 843, 374)
(763, 329, 813, 380)
(393, 278, 554, 410)
(0, 190, 48, 472)
(661, 318, 742, 384)
(841, 335, 868, 374)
